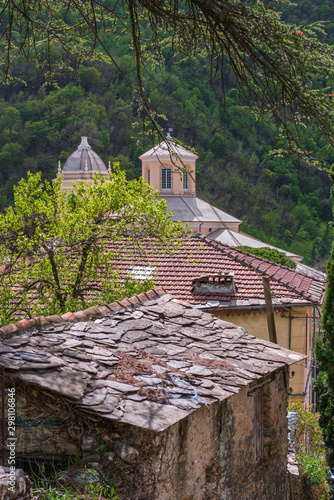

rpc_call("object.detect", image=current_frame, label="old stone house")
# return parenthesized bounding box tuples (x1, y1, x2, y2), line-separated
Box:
(0, 288, 304, 499)
(111, 235, 325, 405)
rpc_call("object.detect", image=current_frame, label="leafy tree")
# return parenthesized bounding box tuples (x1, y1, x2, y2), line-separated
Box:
(208, 133, 227, 158)
(1, 0, 334, 155)
(0, 169, 184, 326)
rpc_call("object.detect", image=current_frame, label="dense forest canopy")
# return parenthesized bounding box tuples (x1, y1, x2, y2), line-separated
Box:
(0, 0, 334, 266)
(2, 0, 334, 149)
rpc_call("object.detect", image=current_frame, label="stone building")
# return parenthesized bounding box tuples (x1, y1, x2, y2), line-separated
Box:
(0, 288, 304, 499)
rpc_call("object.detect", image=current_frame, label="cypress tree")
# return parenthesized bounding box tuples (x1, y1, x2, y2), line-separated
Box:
(315, 236, 334, 467)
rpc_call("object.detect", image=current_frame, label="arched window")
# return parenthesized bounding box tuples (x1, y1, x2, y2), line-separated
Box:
(183, 171, 188, 191)
(161, 167, 172, 190)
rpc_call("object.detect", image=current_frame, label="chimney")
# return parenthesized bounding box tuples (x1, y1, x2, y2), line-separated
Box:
(192, 272, 236, 295)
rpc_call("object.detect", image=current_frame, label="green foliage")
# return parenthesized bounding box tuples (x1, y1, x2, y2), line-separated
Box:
(288, 402, 330, 499)
(34, 471, 120, 499)
(298, 452, 330, 492)
(0, 1, 331, 267)
(315, 238, 334, 468)
(208, 133, 227, 158)
(289, 402, 325, 455)
(0, 170, 184, 325)
(2, 0, 334, 160)
(237, 246, 297, 269)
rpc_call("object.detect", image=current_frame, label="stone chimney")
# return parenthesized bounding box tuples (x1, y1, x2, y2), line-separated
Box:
(191, 272, 236, 295)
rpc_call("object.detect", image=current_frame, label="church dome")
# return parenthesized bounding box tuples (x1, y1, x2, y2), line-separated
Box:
(63, 136, 107, 173)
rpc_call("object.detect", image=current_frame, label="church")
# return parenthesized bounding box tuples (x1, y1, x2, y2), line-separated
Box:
(58, 134, 319, 274)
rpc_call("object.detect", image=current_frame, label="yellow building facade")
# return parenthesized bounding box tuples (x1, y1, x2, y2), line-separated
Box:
(212, 305, 318, 405)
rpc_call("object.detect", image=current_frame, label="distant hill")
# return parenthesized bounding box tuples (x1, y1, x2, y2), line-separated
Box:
(0, 0, 333, 266)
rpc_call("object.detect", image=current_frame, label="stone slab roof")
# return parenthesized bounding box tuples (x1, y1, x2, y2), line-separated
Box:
(0, 288, 304, 432)
(112, 235, 326, 307)
(160, 197, 242, 225)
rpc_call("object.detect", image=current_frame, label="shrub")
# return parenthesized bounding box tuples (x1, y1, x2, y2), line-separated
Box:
(237, 246, 297, 268)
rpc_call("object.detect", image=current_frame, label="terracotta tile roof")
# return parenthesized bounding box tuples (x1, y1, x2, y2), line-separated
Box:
(0, 289, 304, 432)
(110, 235, 325, 307)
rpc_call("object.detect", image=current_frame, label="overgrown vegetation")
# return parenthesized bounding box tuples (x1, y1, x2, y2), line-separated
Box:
(35, 481, 120, 500)
(237, 246, 297, 269)
(32, 464, 120, 500)
(288, 402, 330, 499)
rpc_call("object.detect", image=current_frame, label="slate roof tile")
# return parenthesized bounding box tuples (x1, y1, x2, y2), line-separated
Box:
(0, 290, 304, 432)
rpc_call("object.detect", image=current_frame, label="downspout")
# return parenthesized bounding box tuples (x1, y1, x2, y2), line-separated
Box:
(288, 309, 292, 351)
(305, 313, 308, 356)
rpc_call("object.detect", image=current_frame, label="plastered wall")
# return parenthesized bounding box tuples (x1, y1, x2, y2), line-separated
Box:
(212, 306, 311, 402)
(142, 160, 196, 196)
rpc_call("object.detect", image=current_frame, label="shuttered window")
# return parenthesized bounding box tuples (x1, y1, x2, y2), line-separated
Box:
(147, 168, 150, 185)
(161, 168, 172, 190)
(183, 171, 188, 191)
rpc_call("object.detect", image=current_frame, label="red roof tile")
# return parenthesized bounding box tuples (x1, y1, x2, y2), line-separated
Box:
(109, 235, 325, 306)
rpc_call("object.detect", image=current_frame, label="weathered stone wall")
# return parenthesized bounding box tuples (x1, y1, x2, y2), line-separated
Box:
(12, 383, 80, 458)
(10, 368, 289, 500)
(217, 368, 289, 500)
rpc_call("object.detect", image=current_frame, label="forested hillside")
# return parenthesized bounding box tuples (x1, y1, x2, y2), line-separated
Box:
(0, 0, 333, 266)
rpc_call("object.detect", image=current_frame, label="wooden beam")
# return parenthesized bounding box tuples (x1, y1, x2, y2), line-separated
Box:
(262, 276, 278, 344)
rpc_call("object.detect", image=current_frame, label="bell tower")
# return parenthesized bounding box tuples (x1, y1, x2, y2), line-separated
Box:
(139, 133, 198, 197)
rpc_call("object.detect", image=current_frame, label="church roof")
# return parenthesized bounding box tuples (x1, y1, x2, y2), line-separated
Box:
(162, 196, 242, 225)
(63, 136, 107, 173)
(139, 135, 198, 161)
